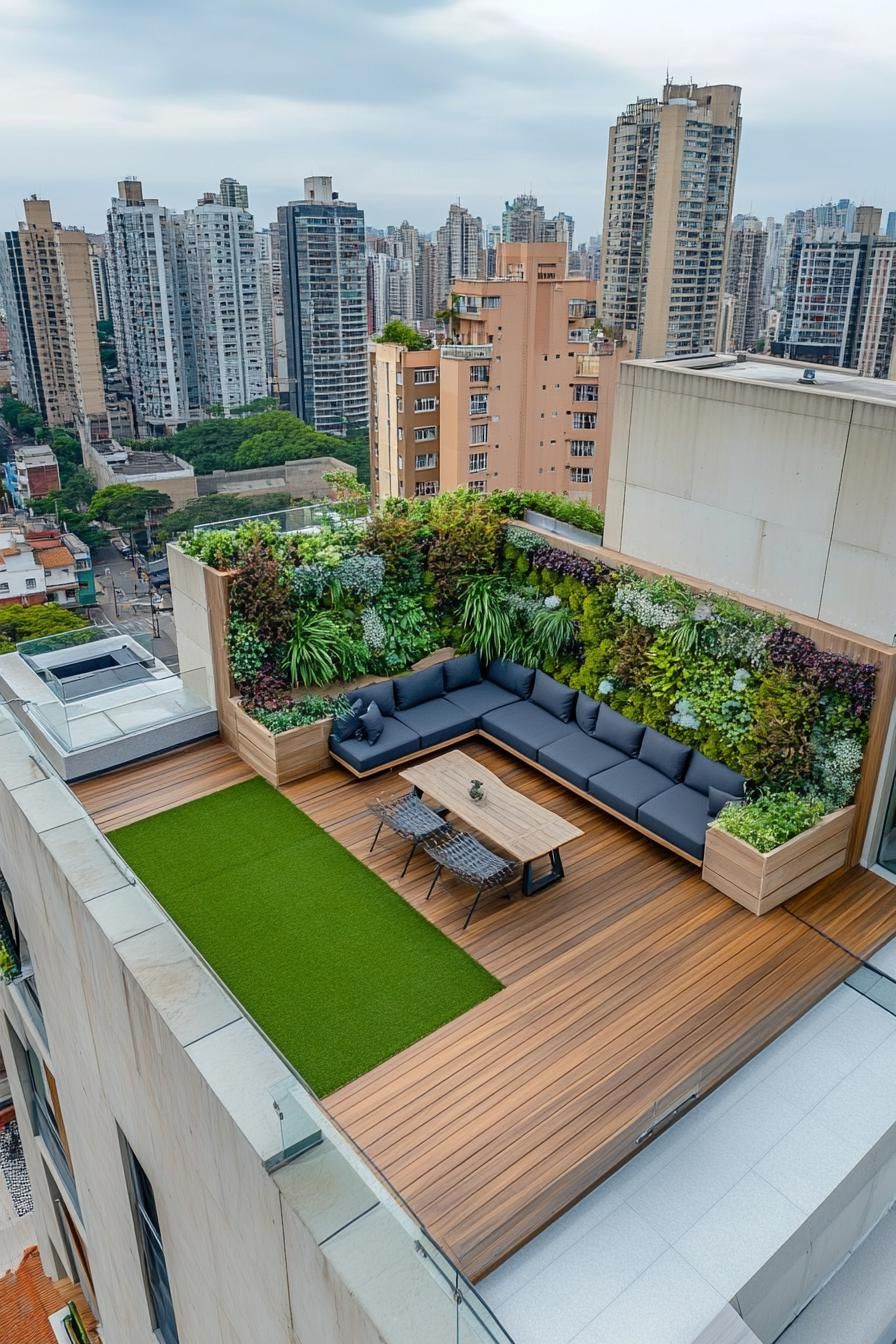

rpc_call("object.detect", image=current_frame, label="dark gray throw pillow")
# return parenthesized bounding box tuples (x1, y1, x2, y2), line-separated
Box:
(486, 657, 536, 698)
(594, 704, 645, 757)
(638, 727, 691, 781)
(394, 663, 444, 710)
(444, 652, 482, 691)
(530, 670, 577, 722)
(332, 696, 364, 743)
(708, 786, 743, 818)
(575, 691, 600, 736)
(359, 701, 385, 745)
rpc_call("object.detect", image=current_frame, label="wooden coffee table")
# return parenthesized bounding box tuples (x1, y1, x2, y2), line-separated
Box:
(400, 749, 583, 895)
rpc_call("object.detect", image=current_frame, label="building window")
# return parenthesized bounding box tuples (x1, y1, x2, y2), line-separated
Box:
(124, 1140, 180, 1344)
(574, 383, 598, 402)
(415, 480, 439, 497)
(468, 478, 486, 493)
(572, 411, 596, 430)
(569, 441, 594, 457)
(469, 393, 489, 416)
(414, 426, 437, 442)
(469, 364, 489, 384)
(414, 397, 438, 412)
(568, 328, 591, 343)
(470, 423, 488, 445)
(570, 466, 593, 484)
(414, 368, 437, 384)
(25, 578, 37, 590)
(415, 453, 437, 469)
(482, 296, 501, 308)
(0, 583, 7, 594)
(469, 452, 488, 474)
(396, 397, 403, 413)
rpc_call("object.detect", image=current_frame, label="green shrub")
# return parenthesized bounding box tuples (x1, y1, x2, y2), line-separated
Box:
(251, 693, 351, 734)
(713, 792, 826, 853)
(458, 576, 513, 662)
(286, 610, 341, 687)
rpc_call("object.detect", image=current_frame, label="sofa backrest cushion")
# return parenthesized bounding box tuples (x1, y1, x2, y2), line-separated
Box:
(332, 696, 364, 743)
(359, 701, 385, 745)
(394, 664, 445, 710)
(487, 657, 536, 699)
(530, 670, 577, 722)
(594, 704, 645, 757)
(708, 786, 743, 818)
(444, 653, 483, 692)
(575, 691, 600, 736)
(638, 727, 691, 781)
(360, 680, 396, 718)
(684, 749, 747, 798)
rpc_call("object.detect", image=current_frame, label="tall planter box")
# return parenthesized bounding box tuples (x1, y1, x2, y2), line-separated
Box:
(702, 806, 855, 915)
(230, 699, 332, 787)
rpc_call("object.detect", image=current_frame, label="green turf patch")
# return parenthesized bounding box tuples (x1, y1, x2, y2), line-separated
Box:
(109, 777, 501, 1095)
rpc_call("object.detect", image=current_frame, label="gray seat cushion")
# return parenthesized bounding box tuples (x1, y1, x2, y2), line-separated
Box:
(442, 681, 521, 717)
(683, 749, 746, 798)
(539, 732, 627, 791)
(329, 717, 421, 772)
(480, 701, 579, 759)
(588, 758, 676, 821)
(393, 699, 477, 750)
(638, 784, 710, 860)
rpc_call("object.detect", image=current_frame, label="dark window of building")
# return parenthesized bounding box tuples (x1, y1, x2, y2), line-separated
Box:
(124, 1141, 180, 1344)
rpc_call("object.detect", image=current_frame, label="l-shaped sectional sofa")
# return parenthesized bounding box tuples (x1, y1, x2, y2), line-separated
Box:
(329, 653, 746, 864)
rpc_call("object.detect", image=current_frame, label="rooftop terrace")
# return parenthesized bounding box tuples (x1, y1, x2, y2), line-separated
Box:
(74, 736, 896, 1284)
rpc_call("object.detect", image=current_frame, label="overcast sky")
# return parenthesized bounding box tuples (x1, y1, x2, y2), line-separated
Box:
(2, 0, 895, 240)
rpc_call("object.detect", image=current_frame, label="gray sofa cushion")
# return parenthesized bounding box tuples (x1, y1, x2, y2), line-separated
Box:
(356, 680, 396, 718)
(530, 670, 577, 723)
(638, 784, 710, 860)
(480, 701, 579, 759)
(442, 681, 521, 717)
(393, 700, 477, 750)
(708, 786, 742, 818)
(638, 728, 691, 782)
(444, 653, 482, 691)
(359, 701, 384, 744)
(594, 704, 645, 757)
(575, 692, 600, 736)
(486, 657, 536, 699)
(332, 696, 364, 743)
(329, 717, 420, 772)
(394, 664, 444, 710)
(588, 758, 676, 821)
(683, 749, 746, 798)
(539, 732, 626, 791)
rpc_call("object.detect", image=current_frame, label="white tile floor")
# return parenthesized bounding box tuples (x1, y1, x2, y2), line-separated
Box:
(481, 981, 896, 1344)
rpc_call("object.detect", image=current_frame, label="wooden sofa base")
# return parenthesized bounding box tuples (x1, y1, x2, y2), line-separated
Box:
(329, 728, 703, 867)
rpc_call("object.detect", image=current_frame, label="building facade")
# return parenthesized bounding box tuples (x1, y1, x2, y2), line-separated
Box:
(855, 237, 896, 379)
(502, 193, 546, 244)
(219, 177, 249, 209)
(3, 444, 60, 505)
(0, 200, 106, 435)
(278, 177, 368, 435)
(434, 204, 484, 313)
(601, 81, 742, 359)
(370, 242, 628, 508)
(725, 215, 767, 351)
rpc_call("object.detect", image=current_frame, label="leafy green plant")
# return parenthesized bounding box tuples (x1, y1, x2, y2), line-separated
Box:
(226, 614, 268, 689)
(713, 792, 826, 853)
(374, 589, 437, 670)
(0, 942, 18, 984)
(285, 610, 341, 687)
(458, 576, 513, 662)
(251, 693, 351, 734)
(526, 602, 576, 663)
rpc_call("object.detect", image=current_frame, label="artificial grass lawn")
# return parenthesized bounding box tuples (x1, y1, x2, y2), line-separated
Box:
(109, 777, 501, 1095)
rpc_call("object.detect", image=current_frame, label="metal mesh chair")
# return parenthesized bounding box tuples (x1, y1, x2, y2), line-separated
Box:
(367, 791, 450, 877)
(422, 826, 517, 929)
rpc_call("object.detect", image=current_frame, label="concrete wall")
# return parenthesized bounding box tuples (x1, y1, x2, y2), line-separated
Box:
(168, 544, 217, 705)
(605, 361, 896, 642)
(196, 455, 354, 500)
(0, 706, 476, 1344)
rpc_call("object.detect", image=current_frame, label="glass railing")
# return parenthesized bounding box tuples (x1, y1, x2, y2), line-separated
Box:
(193, 503, 334, 534)
(17, 625, 153, 663)
(28, 671, 214, 752)
(441, 344, 493, 359)
(269, 1077, 515, 1343)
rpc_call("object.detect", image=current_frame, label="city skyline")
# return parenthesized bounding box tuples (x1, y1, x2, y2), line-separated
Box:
(3, 0, 895, 236)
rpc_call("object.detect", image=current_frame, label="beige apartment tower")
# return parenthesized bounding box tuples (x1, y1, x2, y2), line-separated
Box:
(602, 82, 742, 359)
(7, 199, 106, 433)
(370, 242, 629, 508)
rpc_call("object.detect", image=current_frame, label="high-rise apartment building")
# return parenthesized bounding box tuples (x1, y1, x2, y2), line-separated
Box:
(0, 199, 106, 436)
(544, 211, 574, 251)
(855, 236, 896, 378)
(182, 202, 265, 411)
(418, 239, 437, 321)
(219, 177, 249, 209)
(88, 237, 111, 322)
(106, 180, 194, 434)
(724, 215, 767, 351)
(370, 242, 629, 508)
(502, 193, 545, 243)
(434, 203, 484, 312)
(886, 211, 896, 240)
(254, 228, 274, 392)
(601, 81, 742, 358)
(762, 216, 784, 309)
(278, 176, 368, 435)
(367, 253, 415, 334)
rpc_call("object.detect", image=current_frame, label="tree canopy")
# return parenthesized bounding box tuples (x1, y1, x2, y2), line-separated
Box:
(375, 320, 431, 351)
(155, 491, 294, 542)
(131, 408, 370, 484)
(1, 398, 84, 486)
(89, 483, 173, 531)
(0, 602, 88, 655)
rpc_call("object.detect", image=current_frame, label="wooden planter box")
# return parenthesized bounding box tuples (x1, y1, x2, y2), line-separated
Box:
(229, 699, 332, 787)
(702, 805, 855, 915)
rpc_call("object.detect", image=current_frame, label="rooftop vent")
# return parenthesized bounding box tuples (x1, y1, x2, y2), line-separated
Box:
(799, 368, 817, 385)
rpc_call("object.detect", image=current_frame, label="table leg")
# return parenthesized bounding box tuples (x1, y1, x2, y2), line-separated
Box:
(521, 848, 565, 897)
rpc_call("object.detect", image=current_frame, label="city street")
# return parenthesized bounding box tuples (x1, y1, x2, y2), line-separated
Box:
(91, 543, 179, 666)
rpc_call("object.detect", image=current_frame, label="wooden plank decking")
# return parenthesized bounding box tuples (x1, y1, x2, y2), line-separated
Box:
(75, 737, 896, 1282)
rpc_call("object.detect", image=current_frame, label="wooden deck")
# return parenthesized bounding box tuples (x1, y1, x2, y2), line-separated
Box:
(76, 737, 896, 1283)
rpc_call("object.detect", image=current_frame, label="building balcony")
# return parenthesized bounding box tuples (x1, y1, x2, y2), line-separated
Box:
(441, 344, 493, 360)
